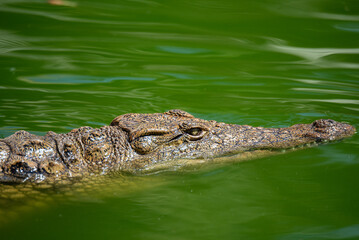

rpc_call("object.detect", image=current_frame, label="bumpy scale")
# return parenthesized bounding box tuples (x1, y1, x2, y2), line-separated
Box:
(0, 109, 356, 183)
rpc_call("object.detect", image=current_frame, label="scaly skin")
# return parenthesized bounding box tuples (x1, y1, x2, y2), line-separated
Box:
(0, 109, 356, 183)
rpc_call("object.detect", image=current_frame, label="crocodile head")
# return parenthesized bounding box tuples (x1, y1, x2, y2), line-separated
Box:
(0, 109, 355, 182)
(111, 109, 356, 172)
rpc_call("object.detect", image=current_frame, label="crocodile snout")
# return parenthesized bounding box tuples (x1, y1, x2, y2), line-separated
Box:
(310, 119, 356, 141)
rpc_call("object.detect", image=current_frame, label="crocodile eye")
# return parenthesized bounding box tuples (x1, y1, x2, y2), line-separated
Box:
(185, 128, 206, 140)
(186, 128, 202, 136)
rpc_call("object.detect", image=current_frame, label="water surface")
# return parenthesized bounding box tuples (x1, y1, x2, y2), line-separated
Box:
(0, 0, 358, 239)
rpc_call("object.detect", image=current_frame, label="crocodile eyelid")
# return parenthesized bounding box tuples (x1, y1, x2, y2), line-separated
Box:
(130, 128, 170, 141)
(179, 122, 210, 131)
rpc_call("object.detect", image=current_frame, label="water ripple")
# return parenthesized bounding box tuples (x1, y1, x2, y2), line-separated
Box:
(263, 38, 359, 69)
(18, 74, 156, 84)
(266, 38, 358, 56)
(334, 22, 359, 33)
(0, 30, 29, 54)
(292, 88, 358, 97)
(280, 224, 359, 240)
(268, 0, 359, 21)
(0, 0, 174, 26)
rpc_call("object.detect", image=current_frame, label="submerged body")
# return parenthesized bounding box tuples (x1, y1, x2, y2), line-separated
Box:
(0, 109, 356, 183)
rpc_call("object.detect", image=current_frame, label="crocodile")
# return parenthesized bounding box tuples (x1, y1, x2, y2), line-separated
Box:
(0, 109, 355, 183)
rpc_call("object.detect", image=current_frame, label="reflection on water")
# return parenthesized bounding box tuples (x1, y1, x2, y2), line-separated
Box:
(267, 0, 359, 20)
(0, 30, 29, 54)
(335, 22, 359, 33)
(0, 172, 162, 226)
(157, 45, 211, 54)
(268, 42, 359, 62)
(279, 224, 359, 240)
(19, 74, 156, 84)
(292, 88, 357, 96)
(265, 38, 359, 69)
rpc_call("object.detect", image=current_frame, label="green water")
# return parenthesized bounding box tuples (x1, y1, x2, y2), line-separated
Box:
(0, 0, 359, 239)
